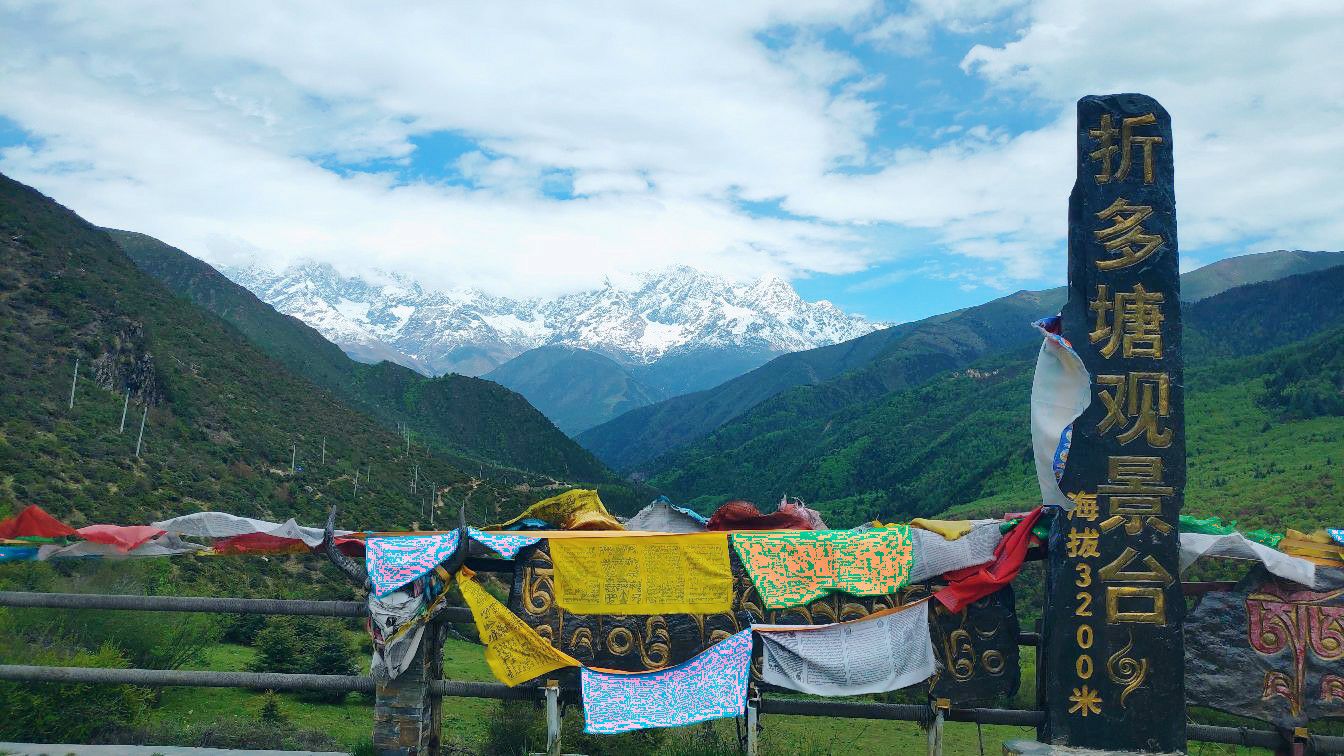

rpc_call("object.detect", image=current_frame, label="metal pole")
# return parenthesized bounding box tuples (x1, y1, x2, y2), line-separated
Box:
(545, 678, 561, 756)
(68, 358, 79, 409)
(746, 686, 760, 756)
(134, 406, 147, 457)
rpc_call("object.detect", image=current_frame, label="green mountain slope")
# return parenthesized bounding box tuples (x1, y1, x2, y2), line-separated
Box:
(579, 289, 1066, 472)
(579, 250, 1343, 474)
(1178, 249, 1344, 303)
(648, 265, 1344, 530)
(0, 173, 629, 529)
(108, 229, 615, 484)
(484, 345, 665, 435)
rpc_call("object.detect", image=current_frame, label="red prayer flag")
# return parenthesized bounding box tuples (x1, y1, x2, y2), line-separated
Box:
(0, 505, 78, 539)
(76, 524, 165, 552)
(934, 506, 1044, 613)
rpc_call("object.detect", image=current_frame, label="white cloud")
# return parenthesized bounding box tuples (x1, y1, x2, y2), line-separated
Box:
(0, 0, 1340, 300)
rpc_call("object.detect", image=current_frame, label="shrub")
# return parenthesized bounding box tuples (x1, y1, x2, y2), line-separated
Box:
(0, 643, 150, 743)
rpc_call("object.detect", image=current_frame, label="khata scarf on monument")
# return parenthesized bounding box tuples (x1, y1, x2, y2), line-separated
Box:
(580, 628, 753, 734)
(731, 527, 916, 609)
(458, 566, 580, 686)
(549, 532, 732, 615)
(756, 600, 937, 696)
(1030, 316, 1090, 512)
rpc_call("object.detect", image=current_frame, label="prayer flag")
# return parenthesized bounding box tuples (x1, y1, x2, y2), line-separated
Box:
(366, 532, 461, 597)
(756, 601, 936, 696)
(458, 566, 580, 686)
(731, 527, 916, 609)
(550, 533, 732, 615)
(581, 628, 752, 734)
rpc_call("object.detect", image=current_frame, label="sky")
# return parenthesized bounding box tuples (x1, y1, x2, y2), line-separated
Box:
(1, 1, 1341, 324)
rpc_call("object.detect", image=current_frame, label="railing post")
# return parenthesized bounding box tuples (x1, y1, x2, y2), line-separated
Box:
(926, 698, 948, 756)
(544, 678, 561, 756)
(745, 684, 760, 756)
(374, 619, 447, 755)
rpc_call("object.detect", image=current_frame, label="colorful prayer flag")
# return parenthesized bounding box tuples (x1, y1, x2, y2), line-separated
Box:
(366, 531, 461, 597)
(580, 628, 752, 734)
(731, 527, 916, 609)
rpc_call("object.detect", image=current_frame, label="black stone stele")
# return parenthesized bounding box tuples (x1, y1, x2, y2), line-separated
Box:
(1040, 93, 1186, 753)
(1187, 567, 1344, 729)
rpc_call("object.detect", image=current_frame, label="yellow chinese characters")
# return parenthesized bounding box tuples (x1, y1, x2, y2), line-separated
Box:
(1089, 284, 1164, 359)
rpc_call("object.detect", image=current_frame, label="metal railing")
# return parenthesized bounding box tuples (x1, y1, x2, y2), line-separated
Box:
(1, 590, 1340, 753)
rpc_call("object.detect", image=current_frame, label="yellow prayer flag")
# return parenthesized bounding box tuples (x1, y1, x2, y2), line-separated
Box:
(550, 533, 733, 615)
(909, 518, 975, 541)
(457, 567, 580, 686)
(488, 489, 625, 531)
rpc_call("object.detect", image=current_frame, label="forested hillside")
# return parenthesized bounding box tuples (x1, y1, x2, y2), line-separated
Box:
(0, 174, 641, 531)
(648, 266, 1344, 532)
(579, 251, 1344, 476)
(110, 229, 615, 483)
(484, 345, 665, 435)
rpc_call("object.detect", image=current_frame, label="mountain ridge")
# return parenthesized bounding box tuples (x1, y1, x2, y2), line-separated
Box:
(224, 262, 880, 388)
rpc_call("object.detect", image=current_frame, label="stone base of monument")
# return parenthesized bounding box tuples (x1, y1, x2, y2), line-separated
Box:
(1002, 740, 1183, 756)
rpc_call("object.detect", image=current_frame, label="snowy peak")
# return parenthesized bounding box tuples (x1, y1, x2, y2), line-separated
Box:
(223, 263, 881, 377)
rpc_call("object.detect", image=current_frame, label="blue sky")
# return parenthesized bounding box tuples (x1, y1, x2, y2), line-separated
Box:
(1, 2, 1341, 324)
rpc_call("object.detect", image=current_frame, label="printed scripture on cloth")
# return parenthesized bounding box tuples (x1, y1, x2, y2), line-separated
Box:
(756, 600, 937, 696)
(468, 528, 540, 559)
(366, 531, 461, 597)
(581, 628, 752, 734)
(458, 567, 580, 686)
(550, 533, 732, 615)
(731, 527, 916, 609)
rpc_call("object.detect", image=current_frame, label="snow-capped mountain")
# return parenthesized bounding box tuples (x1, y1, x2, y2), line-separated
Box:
(223, 262, 881, 379)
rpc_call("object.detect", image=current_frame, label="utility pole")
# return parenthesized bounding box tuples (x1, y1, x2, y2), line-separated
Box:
(134, 405, 147, 457)
(68, 358, 79, 409)
(119, 390, 130, 433)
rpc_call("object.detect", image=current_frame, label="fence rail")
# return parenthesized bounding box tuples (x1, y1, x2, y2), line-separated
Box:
(1, 590, 1338, 753)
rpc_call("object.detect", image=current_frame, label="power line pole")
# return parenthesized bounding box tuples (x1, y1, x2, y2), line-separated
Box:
(134, 405, 147, 457)
(68, 358, 79, 409)
(119, 390, 130, 433)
